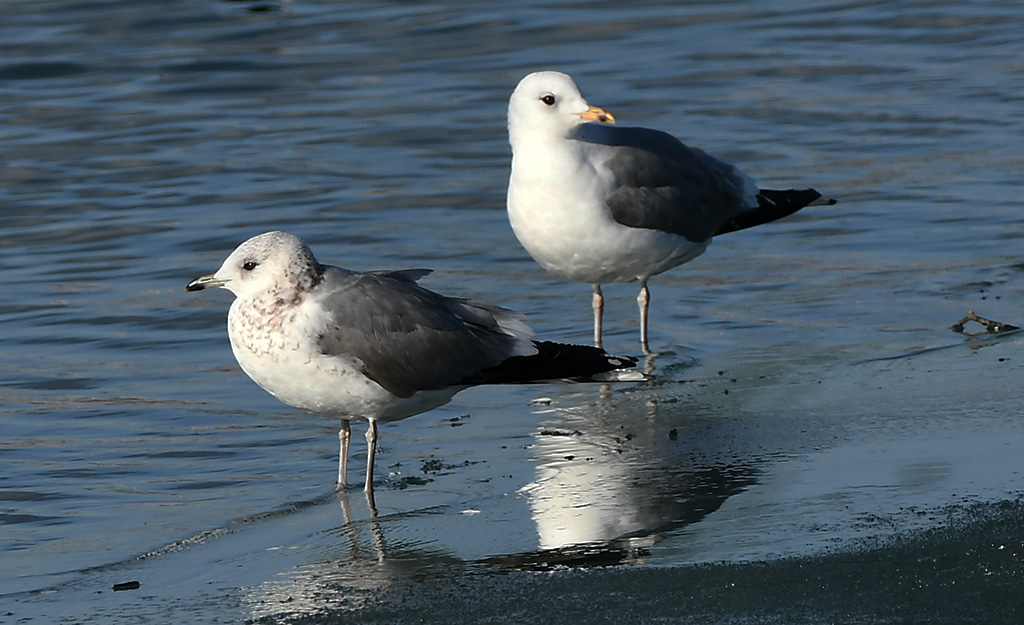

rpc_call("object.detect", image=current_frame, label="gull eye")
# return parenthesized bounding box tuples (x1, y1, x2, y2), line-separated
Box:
(540, 94, 556, 106)
(242, 261, 258, 272)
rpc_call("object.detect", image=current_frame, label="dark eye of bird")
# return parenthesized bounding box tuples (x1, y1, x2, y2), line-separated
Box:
(541, 94, 556, 106)
(243, 261, 258, 271)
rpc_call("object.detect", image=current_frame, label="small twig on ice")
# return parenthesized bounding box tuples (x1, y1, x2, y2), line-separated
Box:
(951, 311, 1019, 334)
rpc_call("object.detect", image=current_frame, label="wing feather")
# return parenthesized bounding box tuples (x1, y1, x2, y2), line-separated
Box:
(313, 267, 532, 398)
(577, 124, 757, 243)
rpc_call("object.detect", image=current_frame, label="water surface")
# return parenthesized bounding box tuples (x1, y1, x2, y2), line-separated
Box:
(2, 0, 1024, 622)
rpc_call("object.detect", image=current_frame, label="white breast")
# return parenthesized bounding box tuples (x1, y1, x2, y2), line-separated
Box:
(508, 136, 708, 284)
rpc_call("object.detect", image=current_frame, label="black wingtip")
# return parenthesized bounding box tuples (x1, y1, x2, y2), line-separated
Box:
(604, 355, 639, 370)
(460, 341, 639, 386)
(716, 187, 828, 236)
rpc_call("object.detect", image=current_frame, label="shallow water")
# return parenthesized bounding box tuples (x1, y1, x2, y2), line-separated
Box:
(2, 0, 1024, 622)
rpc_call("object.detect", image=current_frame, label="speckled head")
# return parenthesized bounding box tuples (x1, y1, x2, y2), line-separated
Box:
(186, 231, 323, 300)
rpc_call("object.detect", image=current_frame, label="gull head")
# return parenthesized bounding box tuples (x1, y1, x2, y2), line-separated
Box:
(186, 231, 322, 299)
(508, 71, 615, 144)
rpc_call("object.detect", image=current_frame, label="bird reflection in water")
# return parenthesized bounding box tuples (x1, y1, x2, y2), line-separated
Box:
(511, 391, 757, 568)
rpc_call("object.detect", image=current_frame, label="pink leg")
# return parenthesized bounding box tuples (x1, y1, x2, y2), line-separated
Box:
(638, 280, 651, 354)
(337, 420, 350, 489)
(364, 420, 378, 494)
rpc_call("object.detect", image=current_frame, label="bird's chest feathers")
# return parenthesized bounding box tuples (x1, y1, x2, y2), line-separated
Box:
(228, 296, 312, 364)
(510, 140, 613, 225)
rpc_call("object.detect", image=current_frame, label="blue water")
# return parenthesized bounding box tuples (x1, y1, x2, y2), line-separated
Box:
(3, 0, 1024, 622)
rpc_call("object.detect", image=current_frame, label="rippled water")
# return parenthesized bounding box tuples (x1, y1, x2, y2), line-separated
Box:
(3, 0, 1024, 622)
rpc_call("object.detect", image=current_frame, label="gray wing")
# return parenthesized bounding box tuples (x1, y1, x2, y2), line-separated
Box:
(577, 124, 757, 243)
(313, 266, 532, 398)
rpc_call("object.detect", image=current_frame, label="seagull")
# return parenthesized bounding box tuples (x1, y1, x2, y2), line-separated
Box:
(507, 70, 834, 354)
(186, 231, 638, 501)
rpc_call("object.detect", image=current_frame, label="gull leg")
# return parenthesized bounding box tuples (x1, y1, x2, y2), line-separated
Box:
(337, 420, 350, 490)
(592, 284, 604, 349)
(638, 280, 651, 354)
(364, 420, 378, 494)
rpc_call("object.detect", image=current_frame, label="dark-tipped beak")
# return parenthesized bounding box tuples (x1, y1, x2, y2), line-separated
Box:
(577, 104, 616, 124)
(186, 274, 228, 292)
